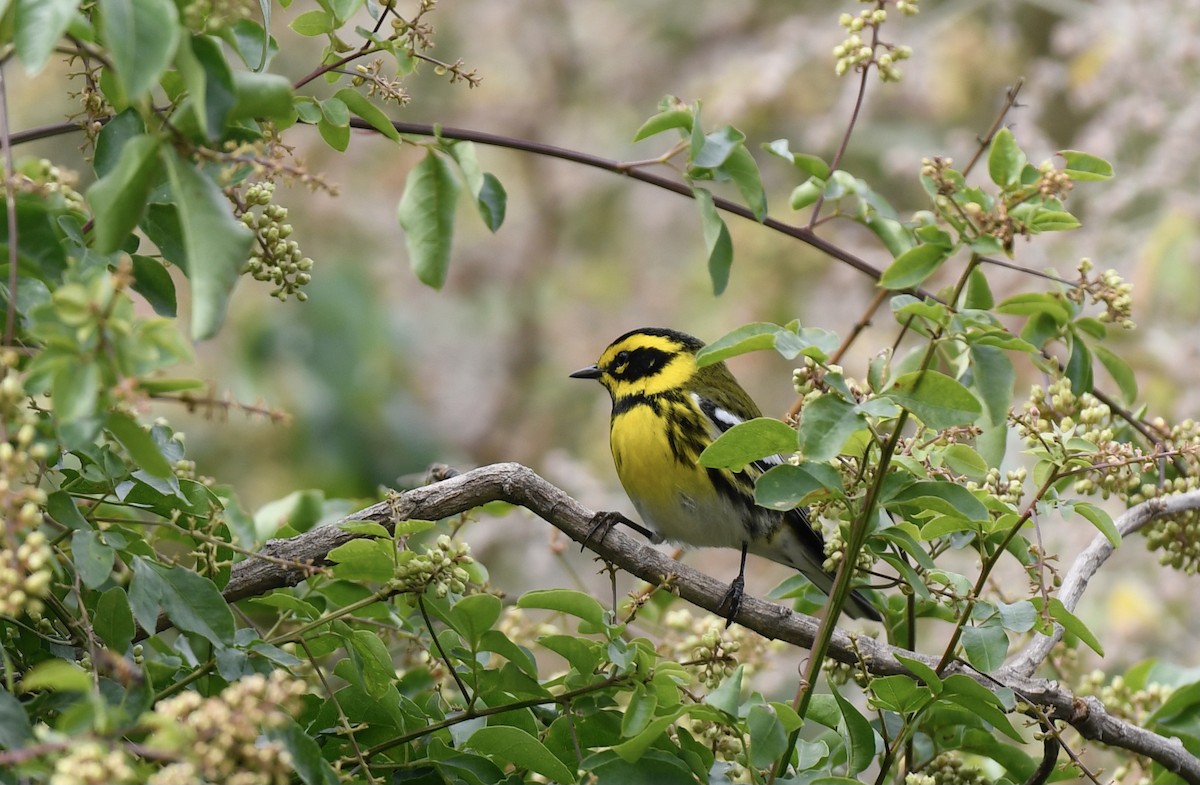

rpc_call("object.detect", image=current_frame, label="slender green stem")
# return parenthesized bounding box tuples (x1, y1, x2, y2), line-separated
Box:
(267, 587, 396, 645)
(934, 468, 1059, 674)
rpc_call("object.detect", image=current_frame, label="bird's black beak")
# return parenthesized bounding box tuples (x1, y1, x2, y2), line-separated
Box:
(569, 365, 603, 380)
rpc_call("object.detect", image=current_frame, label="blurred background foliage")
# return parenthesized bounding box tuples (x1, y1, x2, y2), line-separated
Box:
(14, 0, 1200, 664)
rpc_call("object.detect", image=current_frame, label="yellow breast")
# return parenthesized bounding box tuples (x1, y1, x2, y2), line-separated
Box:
(608, 397, 743, 547)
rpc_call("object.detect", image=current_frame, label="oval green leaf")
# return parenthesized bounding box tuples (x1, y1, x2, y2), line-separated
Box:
(887, 371, 982, 430)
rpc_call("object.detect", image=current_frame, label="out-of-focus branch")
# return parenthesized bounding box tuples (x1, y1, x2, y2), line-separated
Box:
(222, 462, 1200, 782)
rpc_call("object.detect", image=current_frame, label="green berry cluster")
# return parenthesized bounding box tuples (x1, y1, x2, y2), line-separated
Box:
(1017, 379, 1147, 500)
(966, 467, 1027, 507)
(16, 159, 85, 213)
(821, 526, 874, 576)
(913, 752, 990, 785)
(690, 717, 745, 766)
(393, 534, 474, 598)
(833, 1, 916, 81)
(147, 671, 307, 785)
(1068, 258, 1135, 329)
(0, 360, 54, 619)
(238, 182, 314, 302)
(1077, 670, 1173, 725)
(182, 0, 253, 33)
(661, 610, 776, 691)
(49, 742, 137, 785)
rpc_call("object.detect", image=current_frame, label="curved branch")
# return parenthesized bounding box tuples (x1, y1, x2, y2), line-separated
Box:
(10, 117, 889, 284)
(1007, 489, 1200, 677)
(223, 462, 1200, 782)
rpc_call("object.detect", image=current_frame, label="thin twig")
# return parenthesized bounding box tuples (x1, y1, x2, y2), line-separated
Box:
(806, 15, 879, 229)
(962, 78, 1025, 177)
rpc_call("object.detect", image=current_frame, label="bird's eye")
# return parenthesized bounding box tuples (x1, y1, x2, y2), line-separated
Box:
(614, 350, 630, 364)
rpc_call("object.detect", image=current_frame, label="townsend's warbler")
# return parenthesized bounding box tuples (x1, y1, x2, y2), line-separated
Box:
(572, 327, 880, 622)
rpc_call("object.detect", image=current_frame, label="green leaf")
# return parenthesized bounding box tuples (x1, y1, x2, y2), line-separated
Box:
(891, 481, 988, 522)
(318, 116, 350, 151)
(1028, 210, 1081, 232)
(289, 9, 333, 35)
(942, 444, 989, 481)
(128, 255, 177, 317)
(328, 539, 394, 583)
(445, 141, 506, 233)
(465, 726, 576, 784)
(696, 322, 780, 366)
(333, 87, 400, 142)
(997, 600, 1037, 634)
(832, 682, 876, 775)
(1094, 343, 1137, 404)
(789, 179, 824, 211)
(106, 411, 174, 478)
(754, 463, 829, 511)
(397, 151, 460, 289)
(987, 128, 1025, 188)
(747, 704, 788, 768)
(181, 34, 238, 140)
(228, 71, 295, 122)
(338, 520, 390, 538)
(697, 418, 796, 471)
(47, 490, 89, 531)
(887, 370, 982, 429)
(1043, 597, 1104, 656)
(1065, 337, 1093, 397)
(622, 684, 659, 738)
(879, 243, 952, 290)
(941, 675, 1024, 741)
(0, 689, 35, 749)
(692, 125, 745, 168)
(967, 344, 1014, 427)
(72, 529, 114, 589)
(869, 675, 933, 714)
(961, 625, 1008, 673)
(222, 18, 278, 71)
(703, 665, 744, 716)
(723, 145, 767, 221)
(53, 360, 100, 428)
(94, 587, 136, 651)
(99, 0, 181, 104)
(518, 589, 605, 628)
(632, 107, 693, 141)
(762, 139, 830, 179)
(1075, 502, 1119, 547)
(281, 720, 341, 785)
(1058, 150, 1114, 181)
(451, 593, 502, 649)
(863, 212, 912, 257)
(798, 395, 863, 462)
(995, 292, 1072, 324)
(20, 660, 91, 693)
(129, 557, 235, 646)
(347, 629, 395, 698)
(14, 0, 78, 74)
(160, 148, 254, 340)
(963, 266, 994, 309)
(694, 187, 733, 295)
(895, 654, 942, 693)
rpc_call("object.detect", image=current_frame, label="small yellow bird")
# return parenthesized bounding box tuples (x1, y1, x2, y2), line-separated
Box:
(572, 327, 879, 621)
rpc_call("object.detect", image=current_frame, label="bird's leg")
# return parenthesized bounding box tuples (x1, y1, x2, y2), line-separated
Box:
(581, 510, 658, 551)
(718, 543, 750, 627)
